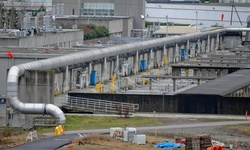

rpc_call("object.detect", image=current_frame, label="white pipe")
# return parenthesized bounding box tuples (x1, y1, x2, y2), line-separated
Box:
(6, 28, 249, 124)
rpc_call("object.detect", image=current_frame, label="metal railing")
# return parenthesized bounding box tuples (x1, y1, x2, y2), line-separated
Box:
(62, 96, 139, 114)
(33, 117, 59, 127)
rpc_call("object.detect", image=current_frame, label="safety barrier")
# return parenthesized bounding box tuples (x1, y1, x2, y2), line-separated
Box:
(54, 125, 65, 136)
(62, 96, 139, 114)
(207, 146, 223, 150)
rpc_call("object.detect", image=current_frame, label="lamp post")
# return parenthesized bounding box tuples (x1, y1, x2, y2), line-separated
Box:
(195, 11, 198, 32)
(140, 15, 144, 41)
(166, 15, 168, 37)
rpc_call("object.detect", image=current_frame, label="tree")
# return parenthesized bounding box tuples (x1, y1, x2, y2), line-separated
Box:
(38, 5, 46, 12)
(82, 24, 110, 40)
(0, 2, 6, 29)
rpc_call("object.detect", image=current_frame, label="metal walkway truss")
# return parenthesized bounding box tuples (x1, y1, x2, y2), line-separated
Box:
(62, 96, 139, 114)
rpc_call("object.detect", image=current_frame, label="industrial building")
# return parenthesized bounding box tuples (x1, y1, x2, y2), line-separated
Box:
(0, 29, 83, 47)
(55, 16, 133, 37)
(52, 0, 145, 30)
(0, 0, 250, 129)
(1, 26, 249, 128)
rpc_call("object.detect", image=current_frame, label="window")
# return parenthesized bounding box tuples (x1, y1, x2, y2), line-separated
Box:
(80, 2, 114, 16)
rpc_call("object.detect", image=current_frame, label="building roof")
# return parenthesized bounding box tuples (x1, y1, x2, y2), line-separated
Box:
(178, 69, 250, 96)
(153, 26, 197, 35)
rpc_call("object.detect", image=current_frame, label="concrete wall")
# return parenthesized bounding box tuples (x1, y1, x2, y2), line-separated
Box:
(223, 36, 242, 49)
(0, 57, 39, 97)
(108, 19, 123, 36)
(123, 18, 133, 37)
(114, 0, 145, 29)
(20, 30, 83, 48)
(0, 38, 19, 47)
(53, 0, 80, 15)
(0, 30, 83, 48)
(68, 93, 250, 115)
(8, 70, 55, 128)
(53, 0, 145, 29)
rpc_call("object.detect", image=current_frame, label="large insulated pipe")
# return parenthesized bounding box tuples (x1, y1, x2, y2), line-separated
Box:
(6, 28, 250, 124)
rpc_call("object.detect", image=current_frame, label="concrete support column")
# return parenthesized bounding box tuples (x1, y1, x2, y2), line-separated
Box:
(134, 51, 139, 74)
(201, 40, 206, 54)
(148, 49, 153, 69)
(197, 39, 201, 56)
(219, 36, 223, 50)
(207, 35, 211, 53)
(211, 38, 215, 52)
(62, 66, 69, 93)
(116, 55, 119, 72)
(186, 40, 190, 59)
(87, 63, 92, 86)
(215, 33, 220, 51)
(175, 44, 179, 63)
(186, 40, 190, 51)
(101, 58, 107, 83)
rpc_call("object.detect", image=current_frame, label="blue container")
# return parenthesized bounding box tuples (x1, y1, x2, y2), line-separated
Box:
(90, 70, 96, 85)
(181, 49, 186, 60)
(140, 60, 147, 71)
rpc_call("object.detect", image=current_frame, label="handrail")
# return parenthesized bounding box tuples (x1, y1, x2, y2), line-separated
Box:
(62, 96, 139, 114)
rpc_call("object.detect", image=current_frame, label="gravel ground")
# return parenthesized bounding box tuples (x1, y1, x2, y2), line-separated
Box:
(0, 104, 6, 127)
(153, 117, 250, 150)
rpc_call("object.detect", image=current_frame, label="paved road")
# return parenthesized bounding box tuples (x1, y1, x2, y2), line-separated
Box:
(10, 120, 250, 150)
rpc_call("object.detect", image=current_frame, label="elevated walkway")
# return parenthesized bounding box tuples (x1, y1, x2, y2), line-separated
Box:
(62, 96, 139, 114)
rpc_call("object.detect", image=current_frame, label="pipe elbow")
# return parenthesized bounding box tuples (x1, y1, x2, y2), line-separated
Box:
(46, 104, 66, 124)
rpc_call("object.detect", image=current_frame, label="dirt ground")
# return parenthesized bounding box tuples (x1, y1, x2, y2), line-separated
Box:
(1, 116, 250, 150)
(154, 117, 250, 150)
(57, 117, 250, 150)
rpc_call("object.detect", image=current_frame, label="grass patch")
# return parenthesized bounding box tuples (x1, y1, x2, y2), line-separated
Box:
(0, 127, 27, 148)
(37, 115, 163, 133)
(223, 124, 250, 136)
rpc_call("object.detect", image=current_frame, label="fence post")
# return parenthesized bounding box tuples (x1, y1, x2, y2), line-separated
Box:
(106, 103, 107, 112)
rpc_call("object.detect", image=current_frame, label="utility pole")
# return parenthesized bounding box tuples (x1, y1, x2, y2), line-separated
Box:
(230, 0, 242, 26)
(166, 15, 168, 37)
(195, 11, 198, 32)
